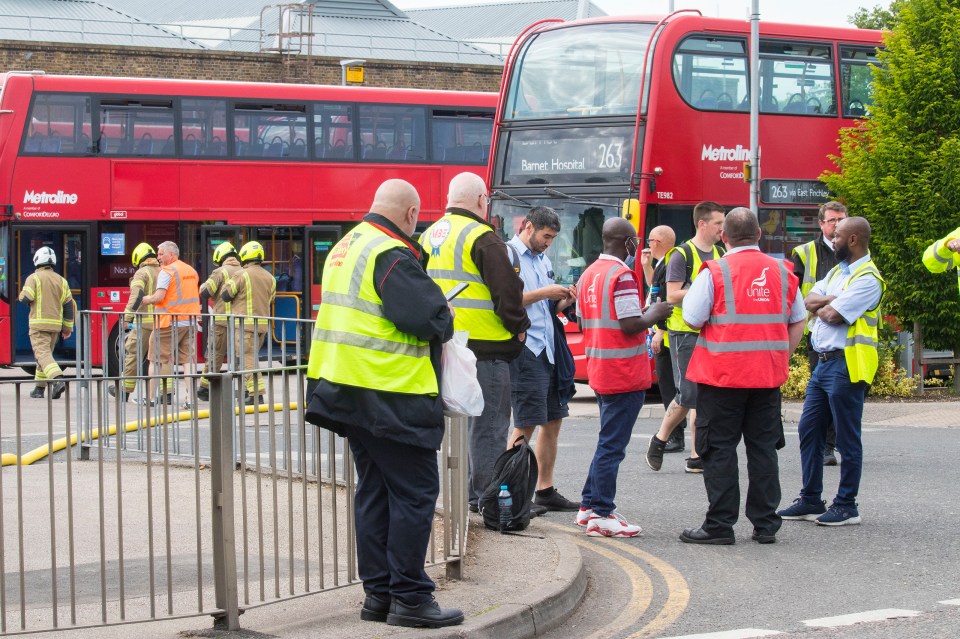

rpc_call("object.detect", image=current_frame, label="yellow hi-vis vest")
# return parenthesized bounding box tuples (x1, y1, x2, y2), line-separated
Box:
(921, 226, 960, 297)
(306, 222, 436, 395)
(664, 240, 724, 333)
(420, 213, 512, 342)
(792, 240, 820, 299)
(824, 259, 886, 384)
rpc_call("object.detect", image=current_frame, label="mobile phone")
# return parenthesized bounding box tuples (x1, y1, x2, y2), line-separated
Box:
(445, 282, 469, 300)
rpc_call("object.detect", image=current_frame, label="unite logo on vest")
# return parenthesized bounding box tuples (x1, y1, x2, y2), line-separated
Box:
(748, 266, 771, 302)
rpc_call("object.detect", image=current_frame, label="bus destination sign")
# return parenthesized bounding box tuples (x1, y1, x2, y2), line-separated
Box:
(503, 126, 634, 184)
(760, 180, 832, 205)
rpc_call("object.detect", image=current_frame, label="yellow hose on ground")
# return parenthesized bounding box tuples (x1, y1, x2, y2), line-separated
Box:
(2, 402, 300, 467)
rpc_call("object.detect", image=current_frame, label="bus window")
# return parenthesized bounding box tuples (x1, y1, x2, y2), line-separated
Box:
(313, 103, 355, 160)
(673, 37, 748, 111)
(23, 93, 93, 155)
(98, 99, 175, 156)
(431, 109, 493, 164)
(492, 197, 616, 285)
(358, 105, 426, 161)
(233, 103, 308, 160)
(181, 98, 227, 157)
(759, 208, 821, 258)
(759, 42, 836, 115)
(505, 22, 655, 120)
(840, 46, 879, 117)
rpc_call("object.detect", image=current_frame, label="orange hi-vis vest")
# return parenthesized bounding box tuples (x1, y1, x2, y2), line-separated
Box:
(686, 249, 799, 389)
(577, 258, 650, 395)
(155, 259, 201, 329)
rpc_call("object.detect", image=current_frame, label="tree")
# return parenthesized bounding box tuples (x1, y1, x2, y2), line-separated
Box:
(822, 0, 960, 352)
(849, 1, 905, 29)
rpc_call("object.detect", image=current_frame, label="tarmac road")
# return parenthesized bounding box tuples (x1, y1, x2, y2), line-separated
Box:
(537, 391, 960, 639)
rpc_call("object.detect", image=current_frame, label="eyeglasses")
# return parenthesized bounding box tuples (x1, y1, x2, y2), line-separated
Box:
(821, 217, 845, 226)
(625, 236, 640, 250)
(645, 238, 659, 246)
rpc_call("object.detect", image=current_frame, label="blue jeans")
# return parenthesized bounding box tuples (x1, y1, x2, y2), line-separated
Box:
(581, 390, 645, 517)
(797, 357, 866, 507)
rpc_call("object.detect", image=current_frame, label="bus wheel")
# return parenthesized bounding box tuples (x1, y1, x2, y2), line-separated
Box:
(106, 324, 149, 380)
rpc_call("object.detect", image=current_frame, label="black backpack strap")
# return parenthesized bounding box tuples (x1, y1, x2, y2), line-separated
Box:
(682, 242, 695, 286)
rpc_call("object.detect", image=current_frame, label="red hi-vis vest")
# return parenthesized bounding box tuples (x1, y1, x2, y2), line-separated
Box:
(577, 258, 650, 395)
(686, 250, 799, 389)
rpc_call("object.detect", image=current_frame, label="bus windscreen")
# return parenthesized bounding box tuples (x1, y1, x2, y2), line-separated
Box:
(505, 22, 655, 120)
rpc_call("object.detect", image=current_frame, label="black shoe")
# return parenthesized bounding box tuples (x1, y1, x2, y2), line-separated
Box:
(50, 381, 66, 400)
(29, 386, 45, 399)
(646, 435, 666, 471)
(468, 502, 479, 513)
(196, 386, 209, 402)
(685, 457, 704, 474)
(106, 385, 130, 402)
(244, 394, 264, 406)
(534, 487, 580, 511)
(679, 527, 735, 545)
(664, 428, 685, 453)
(386, 597, 464, 628)
(751, 529, 777, 544)
(360, 593, 390, 622)
(529, 503, 548, 518)
(823, 447, 838, 466)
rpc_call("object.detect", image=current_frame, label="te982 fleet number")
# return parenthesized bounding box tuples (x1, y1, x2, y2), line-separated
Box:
(656, 191, 674, 200)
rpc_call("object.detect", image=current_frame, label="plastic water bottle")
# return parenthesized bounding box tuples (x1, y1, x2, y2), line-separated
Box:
(497, 485, 512, 533)
(646, 332, 654, 359)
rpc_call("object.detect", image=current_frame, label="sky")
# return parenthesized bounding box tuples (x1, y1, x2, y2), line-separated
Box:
(392, 0, 883, 29)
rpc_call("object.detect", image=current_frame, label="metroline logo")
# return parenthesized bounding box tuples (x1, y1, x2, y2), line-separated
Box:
(701, 144, 751, 162)
(23, 190, 79, 205)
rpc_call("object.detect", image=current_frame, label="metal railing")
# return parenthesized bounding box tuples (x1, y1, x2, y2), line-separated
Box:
(0, 14, 504, 63)
(0, 310, 469, 634)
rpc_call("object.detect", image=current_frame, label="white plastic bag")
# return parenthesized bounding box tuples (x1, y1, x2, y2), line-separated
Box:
(440, 331, 484, 417)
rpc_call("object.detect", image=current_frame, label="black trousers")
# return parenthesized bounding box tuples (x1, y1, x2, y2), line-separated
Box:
(807, 349, 837, 450)
(347, 428, 439, 605)
(655, 343, 678, 414)
(695, 383, 782, 537)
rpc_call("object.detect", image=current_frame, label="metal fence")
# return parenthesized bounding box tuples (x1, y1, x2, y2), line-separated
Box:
(0, 14, 504, 63)
(0, 310, 469, 634)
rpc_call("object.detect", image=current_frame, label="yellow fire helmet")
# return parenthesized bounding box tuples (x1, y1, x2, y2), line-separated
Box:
(131, 242, 156, 267)
(212, 241, 238, 266)
(239, 240, 265, 264)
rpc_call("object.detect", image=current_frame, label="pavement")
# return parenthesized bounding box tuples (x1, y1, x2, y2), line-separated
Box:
(11, 379, 959, 639)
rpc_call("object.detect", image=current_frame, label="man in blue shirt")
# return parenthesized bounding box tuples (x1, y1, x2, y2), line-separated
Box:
(777, 217, 885, 527)
(507, 207, 579, 512)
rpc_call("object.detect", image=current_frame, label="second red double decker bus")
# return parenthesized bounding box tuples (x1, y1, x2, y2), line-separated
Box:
(0, 72, 495, 374)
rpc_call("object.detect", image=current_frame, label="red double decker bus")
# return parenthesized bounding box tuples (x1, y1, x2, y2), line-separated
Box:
(488, 12, 882, 378)
(0, 72, 495, 373)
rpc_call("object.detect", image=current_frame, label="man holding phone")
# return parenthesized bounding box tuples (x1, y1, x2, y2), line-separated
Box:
(507, 207, 580, 513)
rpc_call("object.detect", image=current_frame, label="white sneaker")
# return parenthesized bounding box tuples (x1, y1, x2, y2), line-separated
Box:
(575, 508, 593, 527)
(585, 512, 642, 538)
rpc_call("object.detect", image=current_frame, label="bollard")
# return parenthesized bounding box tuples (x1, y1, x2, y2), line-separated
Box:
(210, 374, 240, 630)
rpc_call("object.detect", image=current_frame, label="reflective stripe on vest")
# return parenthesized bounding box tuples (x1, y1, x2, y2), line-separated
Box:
(421, 214, 511, 342)
(307, 222, 436, 394)
(825, 260, 886, 384)
(686, 252, 797, 388)
(156, 260, 201, 329)
(665, 240, 723, 333)
(205, 260, 241, 323)
(126, 263, 159, 327)
(577, 259, 650, 394)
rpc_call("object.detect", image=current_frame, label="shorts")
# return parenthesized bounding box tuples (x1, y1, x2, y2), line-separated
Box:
(508, 346, 569, 428)
(668, 330, 699, 408)
(148, 324, 196, 368)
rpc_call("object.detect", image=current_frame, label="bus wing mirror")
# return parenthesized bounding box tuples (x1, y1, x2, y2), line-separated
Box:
(621, 199, 641, 234)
